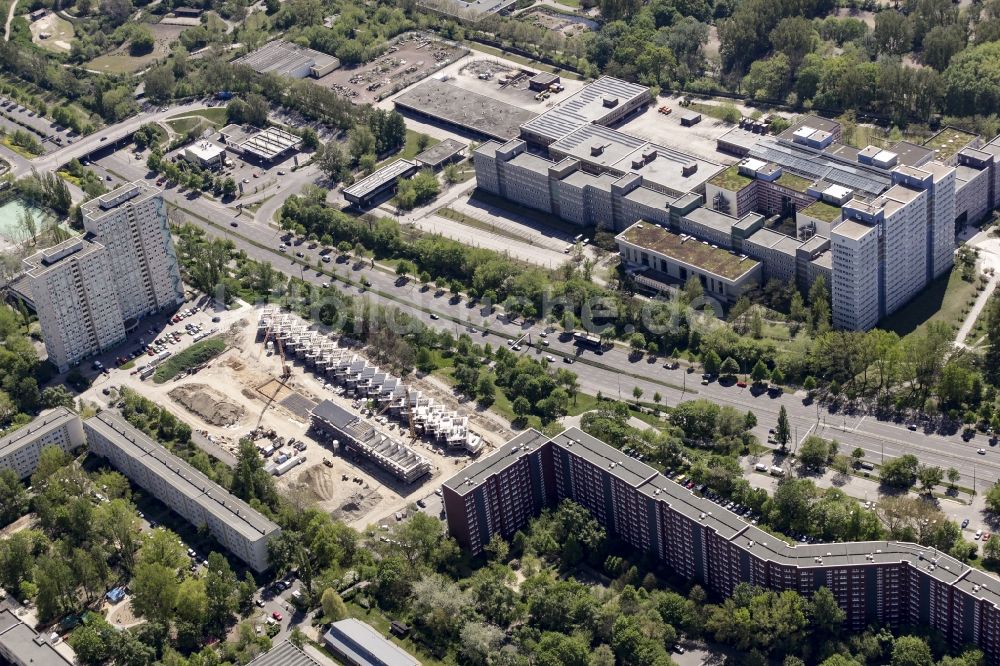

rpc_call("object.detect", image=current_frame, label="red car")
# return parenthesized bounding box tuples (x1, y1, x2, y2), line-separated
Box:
(736, 381, 747, 388)
(271, 611, 282, 621)
(985, 533, 993, 542)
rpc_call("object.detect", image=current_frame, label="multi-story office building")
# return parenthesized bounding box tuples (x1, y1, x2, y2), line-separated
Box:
(0, 407, 85, 479)
(443, 428, 1000, 659)
(831, 220, 881, 330)
(23, 237, 127, 372)
(84, 411, 280, 572)
(80, 182, 184, 323)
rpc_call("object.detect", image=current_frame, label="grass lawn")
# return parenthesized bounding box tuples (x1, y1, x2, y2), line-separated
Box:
(435, 206, 534, 244)
(377, 130, 439, 168)
(167, 107, 229, 130)
(152, 337, 225, 383)
(879, 267, 977, 339)
(553, 0, 581, 7)
(687, 101, 740, 123)
(466, 41, 584, 81)
(30, 13, 74, 53)
(166, 117, 204, 135)
(1, 136, 39, 158)
(344, 602, 447, 666)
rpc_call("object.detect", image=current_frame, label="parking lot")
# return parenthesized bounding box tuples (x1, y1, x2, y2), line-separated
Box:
(0, 97, 81, 153)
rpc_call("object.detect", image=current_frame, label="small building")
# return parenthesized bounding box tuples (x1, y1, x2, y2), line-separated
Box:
(28, 9, 47, 21)
(105, 587, 126, 603)
(172, 6, 202, 17)
(528, 72, 560, 91)
(234, 40, 340, 79)
(182, 141, 226, 169)
(244, 641, 328, 666)
(219, 124, 302, 163)
(680, 111, 702, 127)
(342, 160, 419, 207)
(322, 619, 420, 666)
(415, 138, 466, 171)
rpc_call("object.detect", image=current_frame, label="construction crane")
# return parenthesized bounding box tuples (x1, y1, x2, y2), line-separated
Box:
(256, 327, 292, 427)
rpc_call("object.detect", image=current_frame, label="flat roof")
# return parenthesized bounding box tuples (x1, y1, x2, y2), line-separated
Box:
(624, 185, 675, 210)
(80, 181, 158, 219)
(750, 139, 891, 197)
(239, 126, 302, 160)
(810, 249, 833, 269)
(924, 127, 979, 160)
(394, 79, 536, 142)
(520, 76, 649, 143)
(775, 171, 813, 193)
(323, 619, 420, 666)
(618, 222, 759, 281)
(415, 138, 466, 167)
(709, 164, 753, 191)
(744, 227, 801, 256)
(343, 160, 418, 199)
(778, 114, 841, 142)
(683, 206, 738, 235)
(186, 141, 225, 160)
(0, 407, 76, 459)
(551, 123, 646, 169)
(889, 140, 934, 167)
(0, 609, 73, 666)
(23, 236, 103, 276)
(86, 411, 280, 540)
(443, 429, 549, 492)
(833, 219, 876, 242)
(801, 200, 842, 223)
(245, 641, 327, 666)
(619, 144, 722, 196)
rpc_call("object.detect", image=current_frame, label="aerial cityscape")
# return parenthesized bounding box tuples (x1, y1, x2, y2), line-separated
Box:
(2, 0, 1000, 665)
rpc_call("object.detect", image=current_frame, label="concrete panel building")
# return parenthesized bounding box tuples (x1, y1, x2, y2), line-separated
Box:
(831, 219, 881, 330)
(23, 237, 126, 372)
(80, 182, 184, 324)
(443, 427, 1000, 660)
(84, 411, 281, 572)
(0, 609, 73, 666)
(0, 407, 85, 480)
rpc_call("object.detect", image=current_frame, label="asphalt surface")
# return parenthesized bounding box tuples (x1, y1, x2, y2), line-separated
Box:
(1, 106, 997, 493)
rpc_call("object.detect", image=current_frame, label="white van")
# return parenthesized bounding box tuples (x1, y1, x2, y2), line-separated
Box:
(769, 465, 785, 477)
(754, 462, 768, 472)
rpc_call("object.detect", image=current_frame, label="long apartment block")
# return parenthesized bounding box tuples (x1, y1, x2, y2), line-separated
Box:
(0, 407, 85, 479)
(443, 427, 1000, 659)
(84, 411, 281, 572)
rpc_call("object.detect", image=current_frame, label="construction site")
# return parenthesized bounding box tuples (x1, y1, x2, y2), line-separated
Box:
(98, 302, 497, 529)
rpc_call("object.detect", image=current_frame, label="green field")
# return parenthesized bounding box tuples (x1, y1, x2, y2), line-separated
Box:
(86, 23, 183, 74)
(879, 267, 977, 339)
(153, 337, 225, 383)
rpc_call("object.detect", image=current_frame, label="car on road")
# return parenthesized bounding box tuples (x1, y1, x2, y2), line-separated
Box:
(230, 221, 238, 227)
(563, 357, 574, 364)
(736, 381, 747, 388)
(100, 136, 107, 141)
(512, 344, 521, 351)
(545, 355, 555, 362)
(907, 423, 918, 431)
(962, 518, 970, 528)
(979, 448, 987, 455)
(277, 170, 285, 175)
(416, 499, 427, 508)
(701, 379, 709, 385)
(435, 488, 442, 496)
(279, 244, 287, 252)
(540, 340, 550, 346)
(429, 313, 439, 320)
(976, 530, 984, 540)
(321, 255, 331, 263)
(255, 599, 265, 607)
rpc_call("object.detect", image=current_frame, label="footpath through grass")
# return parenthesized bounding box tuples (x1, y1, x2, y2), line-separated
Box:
(153, 336, 225, 383)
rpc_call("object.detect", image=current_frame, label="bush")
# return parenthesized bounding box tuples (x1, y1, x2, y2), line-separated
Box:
(152, 337, 226, 383)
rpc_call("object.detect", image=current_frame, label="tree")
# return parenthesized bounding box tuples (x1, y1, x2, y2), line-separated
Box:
(799, 436, 831, 471)
(477, 374, 496, 407)
(873, 11, 914, 56)
(947, 467, 961, 488)
(395, 260, 415, 280)
(230, 440, 279, 510)
(318, 142, 347, 182)
(986, 293, 1000, 385)
(720, 356, 740, 380)
(922, 24, 966, 71)
(143, 65, 175, 103)
(347, 126, 376, 162)
(851, 447, 865, 469)
(942, 41, 1000, 116)
(415, 133, 431, 152)
(770, 16, 818, 68)
(703, 350, 721, 375)
(131, 562, 179, 624)
(916, 465, 943, 494)
(632, 386, 644, 404)
(809, 586, 845, 636)
(880, 455, 919, 490)
(986, 534, 1000, 562)
(751, 359, 769, 384)
(320, 588, 348, 622)
(94, 499, 141, 575)
(204, 552, 238, 631)
(986, 482, 1000, 513)
(513, 396, 531, 420)
(744, 411, 757, 431)
(891, 636, 933, 666)
(809, 275, 831, 333)
(775, 405, 791, 450)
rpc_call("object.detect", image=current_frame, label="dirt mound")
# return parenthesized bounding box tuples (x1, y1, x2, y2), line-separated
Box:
(291, 465, 341, 501)
(169, 383, 245, 426)
(332, 490, 382, 522)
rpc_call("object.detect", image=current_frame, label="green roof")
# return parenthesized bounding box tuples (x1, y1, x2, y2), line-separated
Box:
(708, 165, 753, 191)
(801, 200, 842, 223)
(619, 223, 759, 281)
(923, 127, 978, 160)
(775, 171, 813, 193)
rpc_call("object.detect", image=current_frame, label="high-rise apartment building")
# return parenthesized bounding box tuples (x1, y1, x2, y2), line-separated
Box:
(23, 237, 127, 372)
(444, 428, 1000, 659)
(26, 184, 184, 372)
(80, 182, 184, 322)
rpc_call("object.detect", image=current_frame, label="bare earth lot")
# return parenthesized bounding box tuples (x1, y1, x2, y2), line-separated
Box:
(86, 23, 184, 74)
(315, 35, 467, 104)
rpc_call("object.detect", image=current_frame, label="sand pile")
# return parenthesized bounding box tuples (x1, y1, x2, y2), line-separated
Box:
(332, 490, 382, 522)
(169, 383, 245, 426)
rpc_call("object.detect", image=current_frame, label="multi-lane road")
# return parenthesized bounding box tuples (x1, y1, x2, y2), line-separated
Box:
(2, 107, 997, 494)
